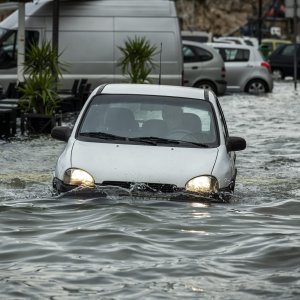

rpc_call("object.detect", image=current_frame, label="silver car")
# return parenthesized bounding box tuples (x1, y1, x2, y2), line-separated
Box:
(51, 84, 246, 201)
(207, 42, 273, 94)
(182, 40, 227, 96)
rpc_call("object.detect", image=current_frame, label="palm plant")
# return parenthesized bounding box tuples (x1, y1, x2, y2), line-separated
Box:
(118, 36, 157, 83)
(19, 71, 60, 115)
(19, 40, 67, 115)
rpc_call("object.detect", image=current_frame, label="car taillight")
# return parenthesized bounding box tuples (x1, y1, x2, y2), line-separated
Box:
(221, 66, 226, 78)
(261, 62, 271, 74)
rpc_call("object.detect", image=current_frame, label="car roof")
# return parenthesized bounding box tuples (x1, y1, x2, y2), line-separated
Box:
(206, 42, 254, 50)
(182, 39, 216, 51)
(261, 38, 291, 43)
(96, 84, 216, 102)
(182, 40, 224, 61)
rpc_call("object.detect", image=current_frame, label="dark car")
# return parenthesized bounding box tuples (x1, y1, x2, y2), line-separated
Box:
(268, 43, 300, 80)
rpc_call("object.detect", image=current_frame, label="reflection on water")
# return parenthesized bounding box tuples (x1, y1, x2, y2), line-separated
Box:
(0, 81, 299, 299)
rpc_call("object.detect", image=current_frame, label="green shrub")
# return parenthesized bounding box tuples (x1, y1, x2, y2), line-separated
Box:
(118, 36, 157, 83)
(19, 40, 66, 115)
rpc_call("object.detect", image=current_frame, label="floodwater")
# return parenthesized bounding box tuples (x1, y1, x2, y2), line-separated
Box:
(0, 81, 299, 299)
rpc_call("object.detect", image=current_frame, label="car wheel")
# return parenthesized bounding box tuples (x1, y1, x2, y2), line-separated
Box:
(272, 68, 284, 80)
(245, 79, 268, 94)
(195, 81, 217, 95)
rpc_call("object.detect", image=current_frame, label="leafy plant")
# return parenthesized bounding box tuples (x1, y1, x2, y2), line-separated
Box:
(118, 36, 157, 83)
(19, 40, 66, 115)
(23, 40, 66, 78)
(19, 72, 60, 115)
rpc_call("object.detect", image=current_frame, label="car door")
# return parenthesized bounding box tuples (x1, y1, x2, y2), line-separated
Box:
(215, 98, 236, 183)
(277, 44, 296, 77)
(215, 46, 251, 91)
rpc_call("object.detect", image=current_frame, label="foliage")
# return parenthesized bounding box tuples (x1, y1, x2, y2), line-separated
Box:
(19, 40, 66, 115)
(23, 40, 67, 79)
(118, 36, 157, 83)
(19, 72, 60, 115)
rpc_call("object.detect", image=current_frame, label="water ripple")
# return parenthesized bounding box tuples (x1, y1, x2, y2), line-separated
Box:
(0, 82, 299, 299)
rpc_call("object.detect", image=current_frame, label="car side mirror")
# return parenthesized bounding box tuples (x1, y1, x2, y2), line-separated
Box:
(226, 136, 246, 152)
(51, 126, 71, 142)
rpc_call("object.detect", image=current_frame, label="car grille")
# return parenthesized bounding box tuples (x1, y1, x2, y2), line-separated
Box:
(101, 181, 179, 193)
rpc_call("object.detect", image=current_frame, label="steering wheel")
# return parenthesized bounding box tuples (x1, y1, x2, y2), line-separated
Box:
(167, 129, 199, 142)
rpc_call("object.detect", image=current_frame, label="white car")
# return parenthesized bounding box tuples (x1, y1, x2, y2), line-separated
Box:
(182, 40, 227, 96)
(213, 36, 259, 48)
(51, 84, 246, 201)
(207, 42, 273, 94)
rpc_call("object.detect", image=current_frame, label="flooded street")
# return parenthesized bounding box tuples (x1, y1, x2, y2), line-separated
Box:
(0, 81, 299, 299)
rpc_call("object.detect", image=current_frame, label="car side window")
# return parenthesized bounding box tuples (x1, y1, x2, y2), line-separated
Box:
(183, 45, 196, 63)
(280, 45, 294, 56)
(244, 40, 254, 46)
(193, 46, 213, 61)
(183, 45, 212, 63)
(217, 48, 249, 62)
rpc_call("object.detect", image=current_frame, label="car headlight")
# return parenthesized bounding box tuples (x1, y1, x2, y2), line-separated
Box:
(63, 168, 95, 187)
(185, 176, 219, 194)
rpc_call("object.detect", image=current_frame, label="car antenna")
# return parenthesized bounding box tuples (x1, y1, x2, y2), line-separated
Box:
(158, 42, 162, 85)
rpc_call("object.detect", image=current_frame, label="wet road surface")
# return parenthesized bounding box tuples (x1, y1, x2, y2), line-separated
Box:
(0, 80, 299, 299)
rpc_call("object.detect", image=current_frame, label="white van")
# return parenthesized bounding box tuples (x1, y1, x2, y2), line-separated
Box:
(0, 0, 183, 90)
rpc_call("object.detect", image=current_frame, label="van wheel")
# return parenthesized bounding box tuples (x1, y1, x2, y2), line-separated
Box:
(245, 79, 268, 94)
(195, 81, 217, 95)
(272, 68, 284, 80)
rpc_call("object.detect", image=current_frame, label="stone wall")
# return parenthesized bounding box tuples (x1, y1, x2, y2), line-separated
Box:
(175, 0, 269, 36)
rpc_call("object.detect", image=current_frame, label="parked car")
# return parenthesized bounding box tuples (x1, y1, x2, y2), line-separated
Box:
(268, 43, 300, 80)
(182, 40, 227, 96)
(207, 42, 273, 93)
(51, 83, 246, 201)
(213, 36, 259, 48)
(260, 38, 291, 59)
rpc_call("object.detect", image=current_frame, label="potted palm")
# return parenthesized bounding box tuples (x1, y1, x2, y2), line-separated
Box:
(19, 40, 66, 134)
(118, 36, 157, 83)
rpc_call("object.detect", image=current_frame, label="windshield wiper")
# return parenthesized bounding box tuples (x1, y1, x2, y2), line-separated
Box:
(129, 136, 181, 145)
(80, 132, 127, 141)
(130, 136, 209, 148)
(127, 137, 158, 145)
(80, 133, 210, 148)
(177, 140, 210, 148)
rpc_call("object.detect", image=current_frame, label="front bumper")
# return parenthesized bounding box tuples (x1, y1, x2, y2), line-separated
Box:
(52, 177, 233, 202)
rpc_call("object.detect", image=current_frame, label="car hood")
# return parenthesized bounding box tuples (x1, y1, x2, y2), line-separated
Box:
(71, 141, 218, 187)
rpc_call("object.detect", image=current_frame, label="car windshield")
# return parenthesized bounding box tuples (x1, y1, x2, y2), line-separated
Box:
(78, 94, 219, 148)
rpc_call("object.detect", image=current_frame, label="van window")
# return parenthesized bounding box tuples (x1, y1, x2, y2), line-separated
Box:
(183, 45, 212, 63)
(0, 30, 39, 69)
(216, 48, 249, 62)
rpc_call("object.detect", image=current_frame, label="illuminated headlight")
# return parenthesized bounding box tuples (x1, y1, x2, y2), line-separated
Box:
(63, 168, 95, 187)
(185, 176, 219, 194)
